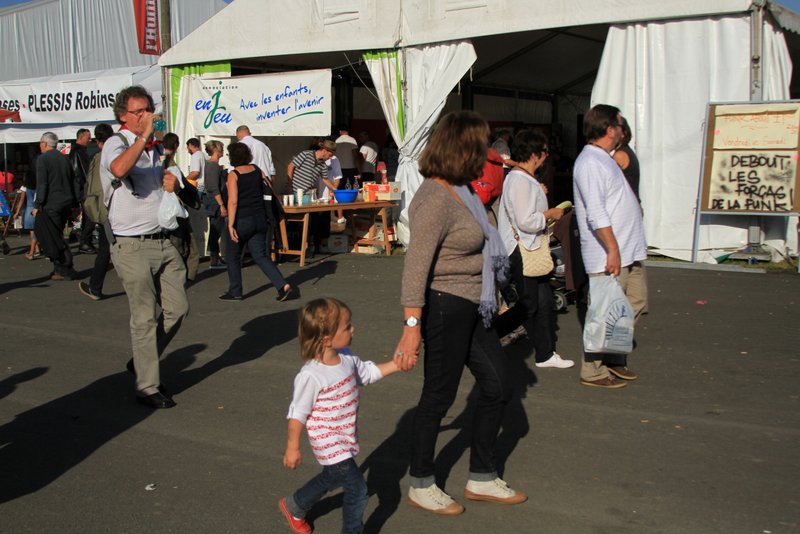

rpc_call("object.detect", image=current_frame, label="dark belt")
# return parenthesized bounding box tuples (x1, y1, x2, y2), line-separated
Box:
(115, 231, 171, 240)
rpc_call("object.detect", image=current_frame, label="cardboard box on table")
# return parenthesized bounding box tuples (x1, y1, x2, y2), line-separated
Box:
(363, 182, 401, 201)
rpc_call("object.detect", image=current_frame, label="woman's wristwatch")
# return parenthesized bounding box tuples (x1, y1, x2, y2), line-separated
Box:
(403, 316, 419, 327)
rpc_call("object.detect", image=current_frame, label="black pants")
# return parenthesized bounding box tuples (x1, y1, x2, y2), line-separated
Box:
(410, 291, 511, 479)
(88, 226, 111, 293)
(80, 214, 96, 247)
(494, 246, 556, 363)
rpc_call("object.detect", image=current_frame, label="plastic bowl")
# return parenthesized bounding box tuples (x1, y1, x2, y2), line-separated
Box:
(333, 190, 358, 203)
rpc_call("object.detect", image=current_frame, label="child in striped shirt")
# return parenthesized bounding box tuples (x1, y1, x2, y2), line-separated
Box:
(279, 297, 407, 534)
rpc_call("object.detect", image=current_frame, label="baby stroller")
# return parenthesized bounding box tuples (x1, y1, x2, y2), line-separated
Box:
(548, 203, 585, 312)
(549, 241, 574, 311)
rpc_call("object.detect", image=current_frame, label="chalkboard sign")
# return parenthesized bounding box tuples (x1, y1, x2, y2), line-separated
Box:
(700, 102, 800, 214)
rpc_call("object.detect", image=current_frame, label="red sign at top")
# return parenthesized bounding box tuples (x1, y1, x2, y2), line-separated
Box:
(133, 0, 161, 55)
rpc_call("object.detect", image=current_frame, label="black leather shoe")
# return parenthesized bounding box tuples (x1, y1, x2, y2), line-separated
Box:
(126, 359, 170, 396)
(136, 391, 176, 409)
(276, 285, 300, 302)
(218, 292, 243, 301)
(79, 243, 97, 254)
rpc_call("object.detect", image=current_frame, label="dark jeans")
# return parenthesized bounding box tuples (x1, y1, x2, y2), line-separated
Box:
(80, 216, 96, 247)
(286, 458, 367, 534)
(410, 291, 511, 479)
(208, 214, 225, 256)
(494, 246, 556, 363)
(225, 212, 287, 297)
(88, 225, 111, 293)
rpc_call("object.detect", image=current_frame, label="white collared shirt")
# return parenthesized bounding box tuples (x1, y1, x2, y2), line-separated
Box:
(240, 135, 275, 178)
(573, 144, 647, 273)
(100, 130, 164, 236)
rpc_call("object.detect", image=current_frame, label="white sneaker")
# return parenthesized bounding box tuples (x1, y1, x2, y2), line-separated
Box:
(464, 478, 528, 504)
(337, 217, 347, 224)
(408, 484, 465, 515)
(535, 352, 574, 369)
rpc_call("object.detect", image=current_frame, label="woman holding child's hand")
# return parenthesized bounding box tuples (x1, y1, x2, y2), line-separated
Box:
(397, 111, 528, 516)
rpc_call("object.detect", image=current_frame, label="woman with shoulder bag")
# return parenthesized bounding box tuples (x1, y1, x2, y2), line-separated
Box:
(220, 142, 298, 302)
(494, 130, 574, 369)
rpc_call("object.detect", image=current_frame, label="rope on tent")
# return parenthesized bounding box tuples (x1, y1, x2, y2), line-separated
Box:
(343, 52, 380, 103)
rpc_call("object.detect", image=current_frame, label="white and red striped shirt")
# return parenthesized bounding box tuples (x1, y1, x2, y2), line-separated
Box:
(287, 350, 384, 466)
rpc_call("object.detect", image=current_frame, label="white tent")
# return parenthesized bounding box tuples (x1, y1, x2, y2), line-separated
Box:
(159, 0, 800, 261)
(0, 0, 227, 82)
(0, 0, 227, 143)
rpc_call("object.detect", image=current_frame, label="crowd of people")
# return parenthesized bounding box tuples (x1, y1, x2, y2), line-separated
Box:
(2, 83, 648, 532)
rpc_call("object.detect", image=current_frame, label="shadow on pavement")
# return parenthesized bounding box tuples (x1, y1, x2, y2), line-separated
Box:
(0, 274, 52, 296)
(168, 308, 299, 395)
(0, 367, 48, 401)
(0, 343, 202, 504)
(0, 307, 298, 505)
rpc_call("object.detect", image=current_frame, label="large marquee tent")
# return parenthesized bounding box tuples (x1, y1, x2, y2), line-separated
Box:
(160, 0, 800, 262)
(0, 0, 227, 143)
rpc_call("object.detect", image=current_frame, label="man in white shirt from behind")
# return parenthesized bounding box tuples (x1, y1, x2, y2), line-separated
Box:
(186, 137, 206, 191)
(236, 125, 275, 179)
(573, 103, 648, 390)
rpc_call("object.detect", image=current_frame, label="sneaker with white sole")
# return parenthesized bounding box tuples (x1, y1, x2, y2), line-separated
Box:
(464, 478, 528, 504)
(337, 217, 347, 224)
(535, 352, 574, 369)
(408, 484, 465, 515)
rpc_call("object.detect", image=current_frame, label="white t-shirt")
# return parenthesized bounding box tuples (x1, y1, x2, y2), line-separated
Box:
(189, 150, 206, 190)
(335, 134, 358, 169)
(286, 349, 383, 466)
(359, 141, 379, 174)
(320, 156, 343, 197)
(100, 130, 164, 236)
(573, 144, 647, 273)
(240, 135, 276, 178)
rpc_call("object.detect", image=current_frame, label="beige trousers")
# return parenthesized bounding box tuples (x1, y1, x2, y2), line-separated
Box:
(111, 236, 189, 395)
(580, 263, 648, 381)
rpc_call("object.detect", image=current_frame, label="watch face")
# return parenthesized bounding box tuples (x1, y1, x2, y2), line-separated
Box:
(405, 316, 419, 327)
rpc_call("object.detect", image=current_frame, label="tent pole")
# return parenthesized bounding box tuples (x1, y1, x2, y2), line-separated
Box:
(746, 1, 767, 259)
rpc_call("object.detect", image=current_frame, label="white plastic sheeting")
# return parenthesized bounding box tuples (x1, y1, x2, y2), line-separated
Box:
(364, 41, 477, 245)
(592, 16, 795, 262)
(159, 0, 756, 67)
(0, 0, 227, 82)
(0, 65, 162, 143)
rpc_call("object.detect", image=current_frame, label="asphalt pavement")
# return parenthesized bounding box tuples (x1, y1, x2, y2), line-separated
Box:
(1, 234, 798, 533)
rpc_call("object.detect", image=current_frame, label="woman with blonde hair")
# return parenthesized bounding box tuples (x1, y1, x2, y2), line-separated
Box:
(393, 111, 527, 515)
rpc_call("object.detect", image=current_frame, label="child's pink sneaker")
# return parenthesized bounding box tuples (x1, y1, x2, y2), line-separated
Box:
(278, 497, 312, 533)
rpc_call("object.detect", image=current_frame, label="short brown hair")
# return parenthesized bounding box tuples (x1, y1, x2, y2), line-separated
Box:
(583, 104, 620, 142)
(418, 111, 490, 186)
(227, 142, 252, 167)
(113, 85, 154, 124)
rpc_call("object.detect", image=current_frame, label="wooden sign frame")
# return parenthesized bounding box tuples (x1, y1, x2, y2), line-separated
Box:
(698, 101, 800, 215)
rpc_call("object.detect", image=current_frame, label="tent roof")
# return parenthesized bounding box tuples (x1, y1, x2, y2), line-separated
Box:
(160, 0, 759, 68)
(0, 0, 227, 82)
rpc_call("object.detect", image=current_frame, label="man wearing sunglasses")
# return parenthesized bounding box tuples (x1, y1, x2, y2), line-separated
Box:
(100, 85, 197, 409)
(573, 104, 648, 389)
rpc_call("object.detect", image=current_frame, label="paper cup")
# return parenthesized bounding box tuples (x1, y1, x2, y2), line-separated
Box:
(288, 195, 295, 206)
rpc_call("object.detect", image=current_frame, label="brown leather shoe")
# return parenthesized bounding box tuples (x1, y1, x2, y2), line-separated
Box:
(580, 376, 627, 389)
(608, 366, 638, 381)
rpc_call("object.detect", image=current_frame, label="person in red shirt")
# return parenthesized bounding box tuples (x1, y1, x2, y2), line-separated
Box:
(471, 147, 506, 225)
